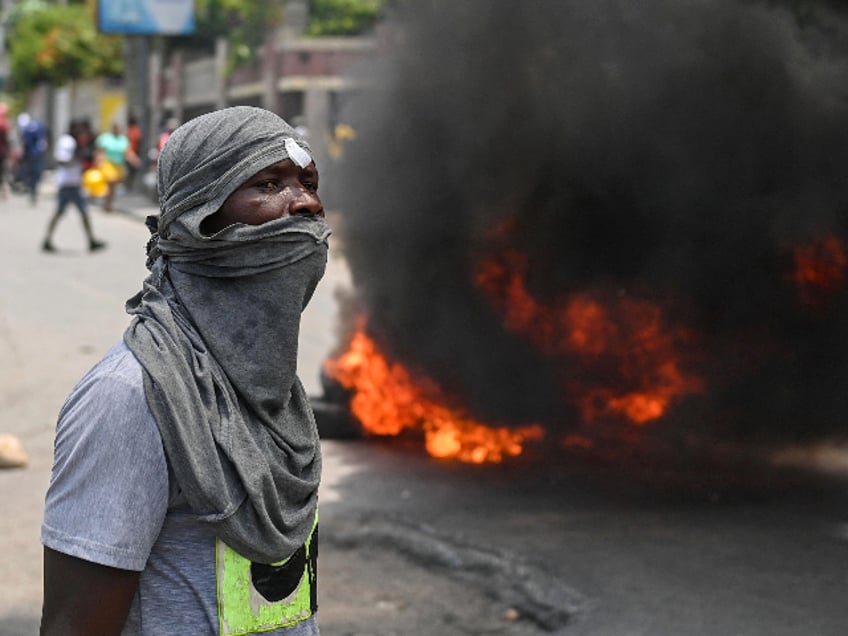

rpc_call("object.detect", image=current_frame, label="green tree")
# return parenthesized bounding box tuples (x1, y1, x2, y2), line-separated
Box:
(5, 0, 124, 93)
(183, 0, 284, 69)
(182, 0, 389, 72)
(307, 0, 387, 36)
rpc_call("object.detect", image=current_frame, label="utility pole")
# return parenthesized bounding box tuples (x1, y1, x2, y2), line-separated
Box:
(124, 35, 151, 147)
(149, 36, 164, 155)
(214, 36, 228, 110)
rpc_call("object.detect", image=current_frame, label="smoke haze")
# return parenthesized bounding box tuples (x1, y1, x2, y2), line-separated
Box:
(328, 0, 848, 452)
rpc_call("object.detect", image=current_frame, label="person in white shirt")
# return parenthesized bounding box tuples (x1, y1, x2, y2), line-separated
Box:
(41, 121, 106, 254)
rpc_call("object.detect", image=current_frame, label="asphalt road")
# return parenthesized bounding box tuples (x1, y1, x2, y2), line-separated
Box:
(2, 183, 848, 635)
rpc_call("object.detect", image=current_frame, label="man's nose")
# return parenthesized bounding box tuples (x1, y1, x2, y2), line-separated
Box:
(290, 191, 325, 217)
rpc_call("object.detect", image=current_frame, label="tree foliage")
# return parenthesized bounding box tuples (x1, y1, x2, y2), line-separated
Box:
(306, 0, 387, 36)
(5, 0, 124, 92)
(2, 0, 391, 94)
(182, 0, 284, 67)
(184, 0, 388, 70)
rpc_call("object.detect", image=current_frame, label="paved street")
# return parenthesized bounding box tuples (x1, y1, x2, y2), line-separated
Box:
(2, 183, 848, 635)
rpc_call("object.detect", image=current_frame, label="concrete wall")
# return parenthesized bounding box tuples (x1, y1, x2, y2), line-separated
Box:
(159, 32, 377, 161)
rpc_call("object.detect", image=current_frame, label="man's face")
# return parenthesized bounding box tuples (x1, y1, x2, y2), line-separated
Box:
(201, 159, 324, 235)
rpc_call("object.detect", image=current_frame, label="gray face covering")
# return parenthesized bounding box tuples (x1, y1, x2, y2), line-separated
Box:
(124, 106, 330, 564)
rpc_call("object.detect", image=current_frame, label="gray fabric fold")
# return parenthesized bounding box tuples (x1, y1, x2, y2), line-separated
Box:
(123, 106, 330, 564)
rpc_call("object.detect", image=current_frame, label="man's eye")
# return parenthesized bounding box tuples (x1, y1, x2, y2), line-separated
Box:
(258, 180, 277, 191)
(303, 180, 318, 193)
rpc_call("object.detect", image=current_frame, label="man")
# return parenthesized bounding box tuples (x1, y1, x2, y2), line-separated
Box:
(41, 106, 329, 635)
(0, 102, 9, 199)
(19, 112, 48, 204)
(41, 122, 107, 253)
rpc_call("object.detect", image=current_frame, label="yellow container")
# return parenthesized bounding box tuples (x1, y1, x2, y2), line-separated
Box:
(82, 169, 108, 198)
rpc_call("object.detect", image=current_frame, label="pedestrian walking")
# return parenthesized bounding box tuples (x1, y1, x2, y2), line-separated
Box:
(19, 112, 48, 204)
(0, 103, 10, 199)
(74, 118, 97, 171)
(41, 123, 107, 253)
(40, 106, 329, 635)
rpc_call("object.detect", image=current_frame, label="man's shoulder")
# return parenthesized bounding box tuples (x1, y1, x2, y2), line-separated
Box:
(90, 341, 143, 383)
(64, 342, 146, 415)
(44, 343, 169, 573)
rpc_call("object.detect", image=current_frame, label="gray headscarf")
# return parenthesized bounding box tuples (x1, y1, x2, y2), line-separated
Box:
(124, 106, 330, 564)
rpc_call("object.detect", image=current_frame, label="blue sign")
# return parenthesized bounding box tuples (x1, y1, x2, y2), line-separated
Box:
(98, 0, 195, 35)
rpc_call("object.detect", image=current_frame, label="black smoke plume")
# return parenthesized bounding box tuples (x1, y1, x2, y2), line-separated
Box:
(326, 0, 848, 453)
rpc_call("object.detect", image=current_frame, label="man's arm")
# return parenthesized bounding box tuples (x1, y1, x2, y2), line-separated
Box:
(40, 547, 140, 636)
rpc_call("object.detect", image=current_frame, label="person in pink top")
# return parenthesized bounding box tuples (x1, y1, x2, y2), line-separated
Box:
(0, 103, 10, 199)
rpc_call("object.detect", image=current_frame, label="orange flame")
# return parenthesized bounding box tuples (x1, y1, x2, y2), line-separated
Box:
(326, 228, 704, 461)
(564, 296, 703, 425)
(324, 330, 545, 463)
(790, 237, 847, 309)
(475, 249, 702, 426)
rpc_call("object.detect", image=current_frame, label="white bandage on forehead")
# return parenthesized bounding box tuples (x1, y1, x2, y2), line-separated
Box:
(285, 137, 312, 168)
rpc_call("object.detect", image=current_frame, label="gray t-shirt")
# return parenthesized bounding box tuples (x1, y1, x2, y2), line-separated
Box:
(42, 342, 320, 636)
